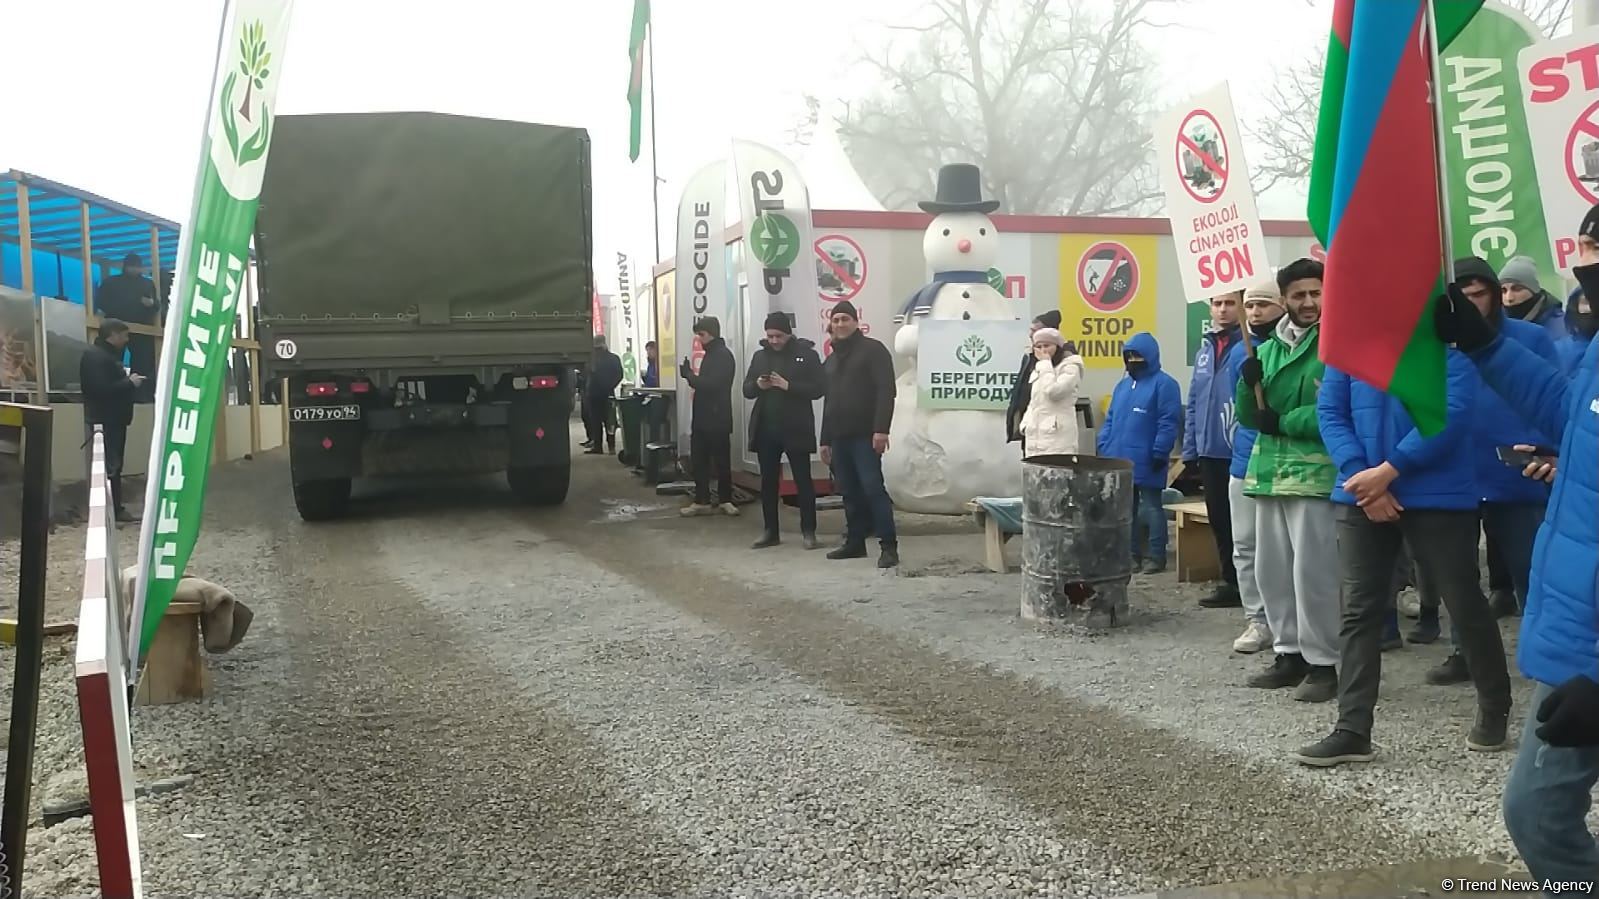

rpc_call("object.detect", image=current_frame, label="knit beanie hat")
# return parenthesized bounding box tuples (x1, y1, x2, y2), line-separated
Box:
(1581, 202, 1599, 243)
(1453, 255, 1500, 290)
(1033, 310, 1062, 329)
(763, 311, 793, 334)
(1242, 280, 1282, 306)
(1032, 327, 1065, 348)
(1498, 255, 1540, 292)
(830, 301, 859, 321)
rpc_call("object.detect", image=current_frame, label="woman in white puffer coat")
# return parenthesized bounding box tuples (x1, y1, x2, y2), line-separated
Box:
(1019, 327, 1086, 458)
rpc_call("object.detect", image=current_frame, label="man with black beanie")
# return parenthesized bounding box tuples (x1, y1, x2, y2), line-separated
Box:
(744, 310, 827, 548)
(819, 300, 900, 568)
(79, 318, 145, 522)
(680, 315, 739, 516)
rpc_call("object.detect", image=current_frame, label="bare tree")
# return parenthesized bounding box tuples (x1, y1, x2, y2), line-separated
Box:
(821, 0, 1170, 215)
(1255, 0, 1571, 188)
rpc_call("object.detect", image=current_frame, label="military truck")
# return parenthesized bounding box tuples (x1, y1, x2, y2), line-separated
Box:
(256, 112, 592, 520)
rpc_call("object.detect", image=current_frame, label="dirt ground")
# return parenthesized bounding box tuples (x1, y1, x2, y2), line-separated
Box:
(0, 442, 1564, 897)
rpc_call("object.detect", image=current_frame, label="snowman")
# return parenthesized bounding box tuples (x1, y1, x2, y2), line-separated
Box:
(882, 163, 1023, 515)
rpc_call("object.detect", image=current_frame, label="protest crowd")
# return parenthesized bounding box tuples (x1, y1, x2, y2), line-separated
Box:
(595, 199, 1599, 883)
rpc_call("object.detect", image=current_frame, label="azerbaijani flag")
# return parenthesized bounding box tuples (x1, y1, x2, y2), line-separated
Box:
(1309, 0, 1480, 436)
(627, 0, 651, 162)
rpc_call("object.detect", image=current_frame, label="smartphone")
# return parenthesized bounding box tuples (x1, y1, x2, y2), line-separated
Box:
(1496, 445, 1557, 467)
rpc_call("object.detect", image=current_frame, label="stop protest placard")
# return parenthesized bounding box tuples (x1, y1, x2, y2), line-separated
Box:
(1520, 32, 1599, 269)
(1153, 82, 1271, 301)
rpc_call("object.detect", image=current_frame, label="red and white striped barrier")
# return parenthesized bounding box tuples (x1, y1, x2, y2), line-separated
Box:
(74, 429, 143, 899)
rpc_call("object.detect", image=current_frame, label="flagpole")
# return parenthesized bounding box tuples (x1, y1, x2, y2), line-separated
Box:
(1424, 0, 1458, 285)
(648, 15, 662, 263)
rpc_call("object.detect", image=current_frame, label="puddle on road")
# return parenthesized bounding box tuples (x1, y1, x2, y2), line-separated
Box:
(595, 498, 673, 523)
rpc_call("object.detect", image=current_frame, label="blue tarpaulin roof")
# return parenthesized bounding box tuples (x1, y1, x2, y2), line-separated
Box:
(0, 170, 181, 297)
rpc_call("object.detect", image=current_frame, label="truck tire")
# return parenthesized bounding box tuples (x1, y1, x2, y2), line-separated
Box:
(293, 478, 352, 521)
(507, 463, 570, 506)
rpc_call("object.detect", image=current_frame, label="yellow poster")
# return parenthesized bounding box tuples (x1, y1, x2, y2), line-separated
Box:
(1057, 234, 1158, 370)
(655, 273, 676, 389)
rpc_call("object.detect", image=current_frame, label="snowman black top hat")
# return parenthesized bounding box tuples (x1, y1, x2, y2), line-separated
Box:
(919, 163, 1000, 214)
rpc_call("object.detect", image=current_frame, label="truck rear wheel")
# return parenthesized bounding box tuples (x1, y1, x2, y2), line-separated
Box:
(508, 463, 570, 506)
(293, 478, 352, 521)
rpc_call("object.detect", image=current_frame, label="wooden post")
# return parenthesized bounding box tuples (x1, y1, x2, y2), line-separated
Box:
(14, 180, 41, 403)
(80, 202, 95, 320)
(148, 226, 161, 326)
(213, 375, 229, 465)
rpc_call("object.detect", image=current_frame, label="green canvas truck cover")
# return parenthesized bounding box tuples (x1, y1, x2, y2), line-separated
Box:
(256, 111, 591, 333)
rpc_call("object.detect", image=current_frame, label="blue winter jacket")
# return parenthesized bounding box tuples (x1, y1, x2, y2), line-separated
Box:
(1184, 325, 1244, 461)
(1473, 317, 1555, 506)
(1097, 332, 1184, 488)
(1469, 331, 1599, 688)
(1521, 293, 1567, 343)
(1558, 334, 1593, 378)
(1228, 331, 1270, 480)
(1317, 351, 1479, 511)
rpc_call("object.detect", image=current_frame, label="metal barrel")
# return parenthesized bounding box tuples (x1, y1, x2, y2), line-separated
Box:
(1019, 453, 1134, 628)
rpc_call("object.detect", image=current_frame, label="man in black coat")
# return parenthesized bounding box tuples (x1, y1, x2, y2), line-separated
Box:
(818, 301, 900, 568)
(583, 335, 624, 455)
(680, 315, 738, 516)
(744, 311, 827, 549)
(79, 319, 145, 522)
(95, 254, 159, 403)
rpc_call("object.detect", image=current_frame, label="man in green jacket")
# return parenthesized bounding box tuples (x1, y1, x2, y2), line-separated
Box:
(1235, 258, 1341, 703)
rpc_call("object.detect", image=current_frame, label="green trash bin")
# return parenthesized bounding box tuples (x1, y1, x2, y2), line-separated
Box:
(616, 393, 646, 468)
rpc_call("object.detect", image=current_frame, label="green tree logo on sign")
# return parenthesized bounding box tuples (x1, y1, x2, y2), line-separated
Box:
(955, 334, 992, 367)
(220, 20, 275, 167)
(749, 213, 801, 268)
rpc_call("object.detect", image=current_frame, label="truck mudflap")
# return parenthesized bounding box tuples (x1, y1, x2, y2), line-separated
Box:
(507, 385, 573, 468)
(288, 418, 364, 482)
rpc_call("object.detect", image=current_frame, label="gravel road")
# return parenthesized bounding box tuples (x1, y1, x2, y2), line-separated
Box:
(1, 444, 1566, 897)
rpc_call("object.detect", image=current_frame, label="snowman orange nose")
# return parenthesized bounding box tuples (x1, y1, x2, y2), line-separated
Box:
(958, 239, 972, 253)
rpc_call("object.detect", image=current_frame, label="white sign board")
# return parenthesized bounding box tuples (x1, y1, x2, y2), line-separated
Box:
(1519, 30, 1599, 269)
(916, 319, 1029, 411)
(1153, 82, 1271, 300)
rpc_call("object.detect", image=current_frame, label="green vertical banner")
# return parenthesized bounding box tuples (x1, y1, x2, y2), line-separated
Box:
(132, 0, 295, 662)
(1439, 2, 1553, 281)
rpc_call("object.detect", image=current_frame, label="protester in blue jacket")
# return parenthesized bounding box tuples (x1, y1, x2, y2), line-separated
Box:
(1225, 282, 1285, 655)
(1295, 346, 1511, 769)
(1499, 256, 1568, 343)
(1097, 331, 1183, 573)
(1183, 290, 1246, 609)
(1558, 286, 1595, 377)
(1438, 210, 1599, 883)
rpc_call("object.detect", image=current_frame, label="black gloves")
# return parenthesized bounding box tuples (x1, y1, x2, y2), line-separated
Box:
(1536, 676, 1599, 747)
(679, 358, 693, 380)
(1255, 406, 1283, 436)
(1432, 283, 1497, 352)
(1240, 357, 1264, 388)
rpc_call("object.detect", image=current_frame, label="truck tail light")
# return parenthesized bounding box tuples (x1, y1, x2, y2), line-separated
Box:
(350, 380, 372, 394)
(527, 376, 560, 389)
(306, 382, 338, 397)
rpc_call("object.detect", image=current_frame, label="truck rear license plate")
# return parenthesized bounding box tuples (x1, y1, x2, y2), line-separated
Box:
(291, 405, 361, 423)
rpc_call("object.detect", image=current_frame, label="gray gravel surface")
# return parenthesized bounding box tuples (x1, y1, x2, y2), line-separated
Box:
(0, 446, 1569, 896)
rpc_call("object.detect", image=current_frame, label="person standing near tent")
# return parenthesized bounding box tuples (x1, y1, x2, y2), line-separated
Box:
(680, 316, 738, 517)
(94, 253, 158, 402)
(1436, 208, 1599, 882)
(79, 319, 145, 522)
(1184, 288, 1246, 610)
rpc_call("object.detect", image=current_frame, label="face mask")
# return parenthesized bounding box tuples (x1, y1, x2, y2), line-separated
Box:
(1249, 317, 1279, 337)
(1572, 308, 1598, 339)
(1124, 359, 1147, 375)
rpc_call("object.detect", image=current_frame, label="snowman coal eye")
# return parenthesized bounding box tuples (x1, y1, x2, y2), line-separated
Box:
(942, 228, 951, 236)
(961, 290, 971, 299)
(979, 228, 987, 236)
(963, 312, 972, 320)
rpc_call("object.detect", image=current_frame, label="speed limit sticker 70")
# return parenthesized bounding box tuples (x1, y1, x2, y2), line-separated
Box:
(274, 339, 298, 359)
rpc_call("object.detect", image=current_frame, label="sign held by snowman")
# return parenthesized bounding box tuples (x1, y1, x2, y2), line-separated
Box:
(882, 163, 1026, 516)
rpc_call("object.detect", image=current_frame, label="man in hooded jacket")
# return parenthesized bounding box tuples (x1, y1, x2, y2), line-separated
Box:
(1097, 332, 1182, 573)
(681, 316, 738, 516)
(744, 311, 826, 549)
(1436, 205, 1599, 882)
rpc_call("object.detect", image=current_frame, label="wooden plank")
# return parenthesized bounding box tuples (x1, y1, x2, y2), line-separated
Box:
(1172, 506, 1221, 583)
(246, 264, 261, 455)
(0, 619, 78, 644)
(80, 202, 95, 319)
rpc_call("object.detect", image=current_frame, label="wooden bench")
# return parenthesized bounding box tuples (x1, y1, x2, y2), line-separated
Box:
(966, 499, 1023, 574)
(1166, 500, 1221, 584)
(135, 600, 211, 706)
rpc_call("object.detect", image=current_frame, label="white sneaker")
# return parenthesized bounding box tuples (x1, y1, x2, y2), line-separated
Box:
(680, 503, 714, 517)
(1397, 587, 1421, 619)
(1232, 621, 1273, 654)
(718, 502, 740, 517)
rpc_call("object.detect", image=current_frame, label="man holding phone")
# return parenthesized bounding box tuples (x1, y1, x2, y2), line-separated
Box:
(1437, 207, 1599, 883)
(743, 311, 826, 549)
(679, 317, 738, 517)
(80, 319, 147, 522)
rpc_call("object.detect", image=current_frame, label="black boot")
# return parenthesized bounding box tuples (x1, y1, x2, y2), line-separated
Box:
(802, 532, 820, 551)
(877, 541, 900, 569)
(1198, 584, 1242, 609)
(827, 540, 868, 560)
(751, 531, 780, 549)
